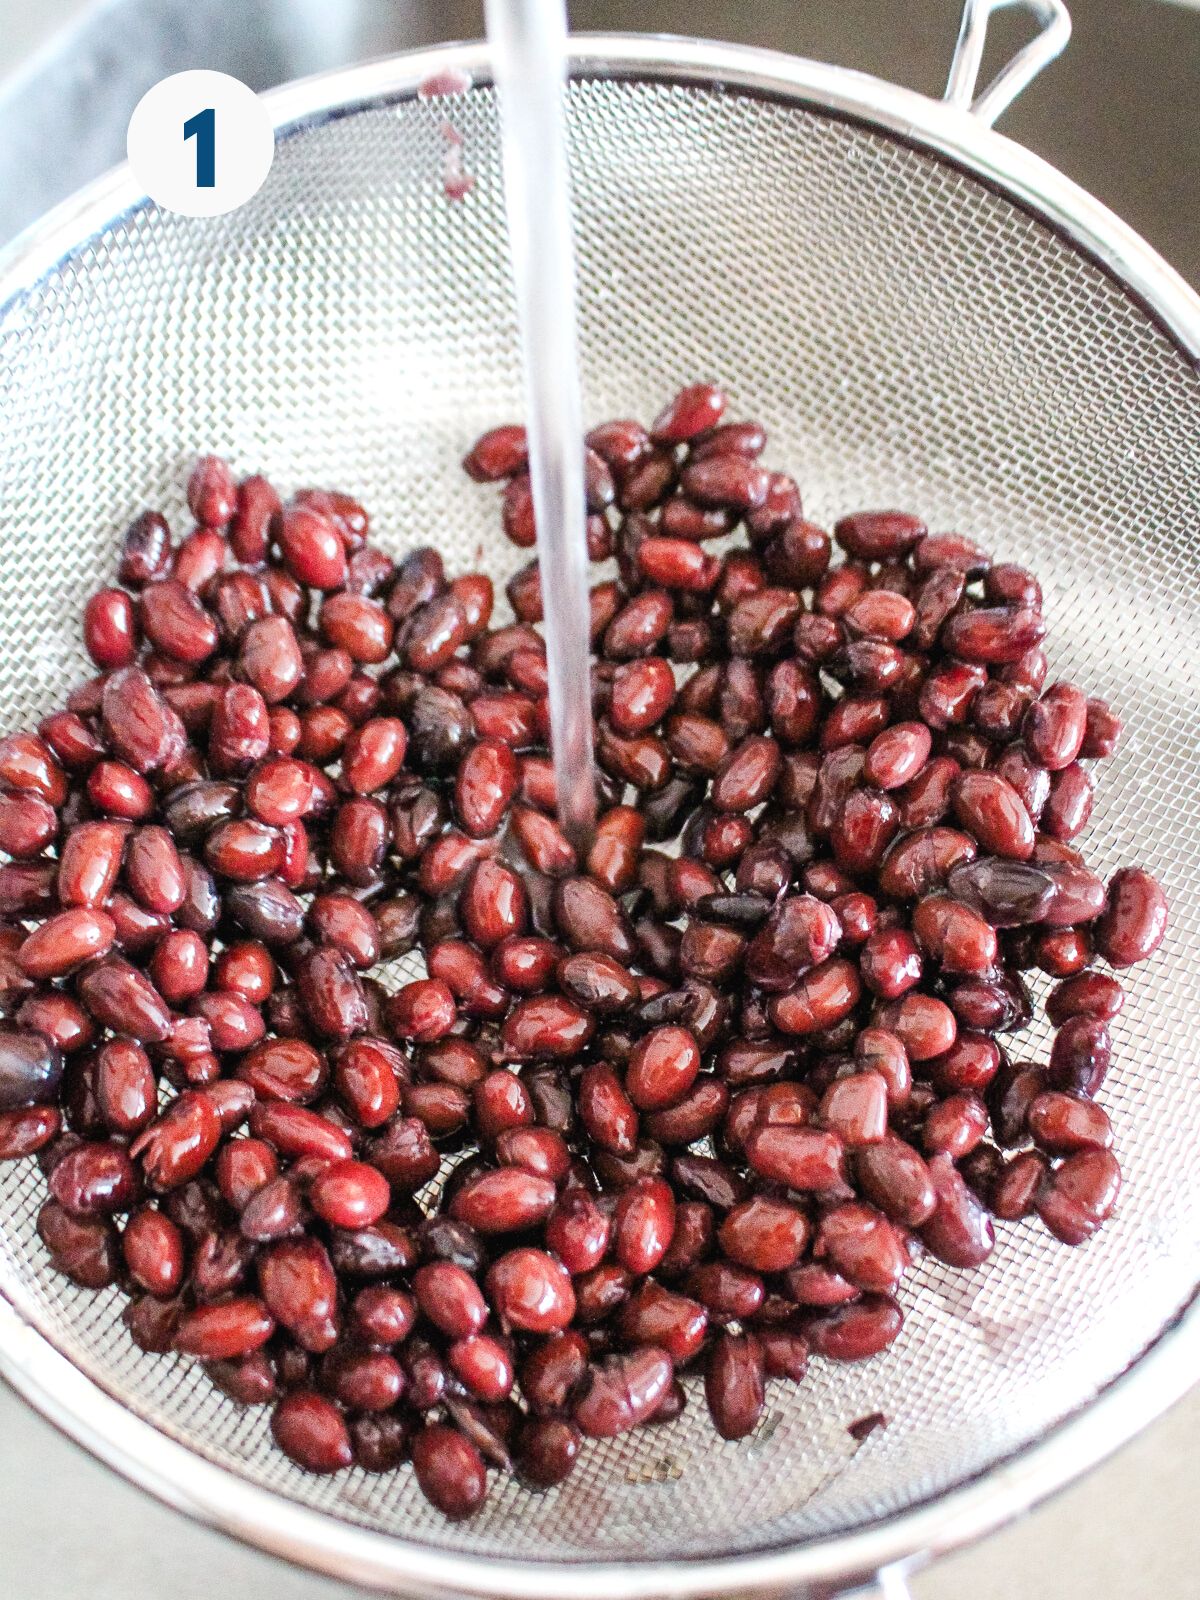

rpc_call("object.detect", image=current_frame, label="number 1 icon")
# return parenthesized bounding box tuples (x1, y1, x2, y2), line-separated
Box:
(183, 107, 216, 189)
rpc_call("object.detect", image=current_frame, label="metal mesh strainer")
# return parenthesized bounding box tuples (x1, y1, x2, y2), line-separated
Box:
(0, 3, 1197, 1594)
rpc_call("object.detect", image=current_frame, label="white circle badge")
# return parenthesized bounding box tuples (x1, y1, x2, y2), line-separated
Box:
(127, 71, 275, 218)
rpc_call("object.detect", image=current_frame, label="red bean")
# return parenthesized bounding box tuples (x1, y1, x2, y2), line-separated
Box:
(952, 771, 1035, 859)
(123, 1207, 185, 1296)
(1028, 1091, 1112, 1153)
(1024, 682, 1087, 771)
(911, 895, 997, 975)
(464, 424, 528, 481)
(258, 1237, 339, 1352)
(745, 894, 841, 991)
(1046, 971, 1124, 1025)
(101, 667, 184, 774)
(95, 1039, 156, 1135)
(704, 1332, 765, 1439)
(77, 956, 171, 1043)
(84, 589, 139, 668)
(865, 721, 931, 790)
(860, 926, 922, 999)
(836, 511, 926, 561)
(19, 908, 116, 979)
(820, 1072, 889, 1146)
(613, 1177, 676, 1273)
(855, 1135, 937, 1227)
(455, 739, 518, 837)
(310, 1159, 391, 1228)
(1037, 1149, 1121, 1244)
(1095, 867, 1167, 967)
(652, 384, 725, 442)
(719, 1195, 809, 1272)
(1048, 1015, 1111, 1096)
(0, 1105, 61, 1159)
(879, 826, 977, 899)
(0, 791, 57, 857)
(1042, 762, 1093, 841)
(515, 1417, 580, 1488)
(132, 1091, 222, 1188)
(38, 1199, 119, 1287)
(1081, 697, 1122, 758)
(272, 1389, 353, 1475)
(496, 1125, 570, 1182)
(807, 1295, 904, 1361)
(946, 857, 1056, 926)
(744, 1125, 846, 1190)
(0, 860, 61, 920)
(49, 1139, 137, 1215)
(878, 993, 957, 1061)
(921, 1153, 995, 1267)
(626, 1025, 700, 1110)
(119, 510, 172, 585)
(501, 996, 593, 1060)
(175, 1296, 275, 1359)
(943, 605, 1045, 664)
(411, 1424, 488, 1519)
(343, 717, 407, 794)
(141, 579, 218, 664)
(769, 958, 861, 1035)
(574, 1346, 674, 1436)
(924, 1092, 988, 1159)
(817, 1201, 907, 1293)
(637, 537, 720, 591)
(249, 1103, 353, 1165)
(487, 1248, 575, 1333)
(240, 616, 303, 703)
(413, 1261, 488, 1338)
(616, 1281, 707, 1365)
(450, 1168, 557, 1234)
(578, 1062, 638, 1154)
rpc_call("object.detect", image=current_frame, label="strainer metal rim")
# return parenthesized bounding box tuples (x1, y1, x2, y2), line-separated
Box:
(0, 32, 1198, 1599)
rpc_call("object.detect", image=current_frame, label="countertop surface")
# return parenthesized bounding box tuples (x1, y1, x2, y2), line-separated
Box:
(0, 1, 1197, 1596)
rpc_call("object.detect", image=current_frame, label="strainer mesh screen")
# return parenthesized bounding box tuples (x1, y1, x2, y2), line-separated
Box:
(0, 76, 1197, 1564)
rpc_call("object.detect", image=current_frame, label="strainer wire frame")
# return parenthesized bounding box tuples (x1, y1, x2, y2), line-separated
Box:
(0, 25, 1197, 1600)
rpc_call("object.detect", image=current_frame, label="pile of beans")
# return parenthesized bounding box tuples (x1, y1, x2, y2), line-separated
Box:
(0, 385, 1168, 1520)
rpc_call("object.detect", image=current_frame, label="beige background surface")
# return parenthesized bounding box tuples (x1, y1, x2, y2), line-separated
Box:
(0, 2, 1196, 1596)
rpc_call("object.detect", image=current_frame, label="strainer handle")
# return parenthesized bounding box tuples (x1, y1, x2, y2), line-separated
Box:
(943, 0, 1072, 125)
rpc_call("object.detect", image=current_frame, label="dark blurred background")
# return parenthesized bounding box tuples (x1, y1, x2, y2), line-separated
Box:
(1, 0, 1198, 283)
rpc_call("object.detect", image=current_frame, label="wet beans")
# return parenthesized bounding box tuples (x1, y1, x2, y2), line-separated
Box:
(0, 409, 1166, 1520)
